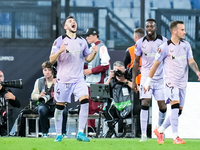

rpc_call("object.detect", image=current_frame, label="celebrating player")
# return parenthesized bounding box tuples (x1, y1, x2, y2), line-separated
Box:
(49, 16, 98, 142)
(144, 20, 200, 144)
(132, 19, 167, 142)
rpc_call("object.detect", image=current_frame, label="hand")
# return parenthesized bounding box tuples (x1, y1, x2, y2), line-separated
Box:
(196, 71, 200, 81)
(58, 44, 66, 54)
(92, 45, 98, 54)
(132, 82, 138, 93)
(143, 77, 152, 94)
(109, 70, 115, 79)
(5, 92, 15, 100)
(39, 91, 46, 99)
(84, 69, 92, 76)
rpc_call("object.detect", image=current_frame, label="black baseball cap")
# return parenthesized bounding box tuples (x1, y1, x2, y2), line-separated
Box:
(84, 28, 99, 36)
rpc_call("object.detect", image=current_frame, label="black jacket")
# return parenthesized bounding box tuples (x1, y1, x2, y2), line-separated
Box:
(0, 87, 21, 108)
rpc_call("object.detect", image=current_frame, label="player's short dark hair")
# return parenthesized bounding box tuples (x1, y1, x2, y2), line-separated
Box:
(62, 15, 75, 26)
(42, 61, 53, 70)
(169, 20, 184, 32)
(146, 18, 156, 23)
(134, 28, 144, 38)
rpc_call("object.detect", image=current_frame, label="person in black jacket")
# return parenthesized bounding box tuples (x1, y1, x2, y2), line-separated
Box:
(104, 61, 141, 138)
(0, 70, 21, 136)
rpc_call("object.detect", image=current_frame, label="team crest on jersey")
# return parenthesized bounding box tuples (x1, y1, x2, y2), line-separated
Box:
(79, 43, 83, 47)
(53, 41, 57, 46)
(64, 42, 68, 46)
(157, 48, 161, 53)
(170, 49, 174, 52)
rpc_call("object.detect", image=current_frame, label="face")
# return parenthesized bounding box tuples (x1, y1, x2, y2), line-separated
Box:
(0, 71, 4, 82)
(133, 33, 138, 42)
(86, 34, 96, 44)
(145, 21, 156, 37)
(43, 68, 53, 79)
(64, 18, 77, 33)
(174, 24, 186, 39)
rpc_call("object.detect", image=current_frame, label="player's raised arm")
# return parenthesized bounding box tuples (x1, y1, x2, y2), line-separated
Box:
(85, 45, 98, 62)
(49, 44, 66, 64)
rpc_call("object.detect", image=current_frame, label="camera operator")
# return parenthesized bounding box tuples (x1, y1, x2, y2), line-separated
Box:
(0, 70, 21, 136)
(104, 61, 140, 138)
(31, 61, 68, 138)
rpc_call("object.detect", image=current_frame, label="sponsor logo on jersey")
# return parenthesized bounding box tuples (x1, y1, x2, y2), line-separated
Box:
(144, 52, 156, 57)
(172, 55, 186, 60)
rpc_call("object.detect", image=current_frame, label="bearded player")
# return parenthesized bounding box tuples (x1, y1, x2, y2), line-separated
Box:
(50, 16, 98, 142)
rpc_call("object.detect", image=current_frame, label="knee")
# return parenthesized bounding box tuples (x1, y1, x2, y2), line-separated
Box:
(158, 101, 167, 110)
(38, 105, 48, 115)
(141, 99, 151, 107)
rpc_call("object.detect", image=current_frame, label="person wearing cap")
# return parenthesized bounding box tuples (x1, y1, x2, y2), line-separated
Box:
(83, 27, 110, 134)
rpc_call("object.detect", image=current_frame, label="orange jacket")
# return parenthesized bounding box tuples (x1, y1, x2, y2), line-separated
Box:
(127, 45, 142, 85)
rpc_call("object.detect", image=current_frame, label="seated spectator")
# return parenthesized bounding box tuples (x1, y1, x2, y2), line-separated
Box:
(31, 61, 68, 138)
(104, 61, 141, 138)
(0, 70, 21, 136)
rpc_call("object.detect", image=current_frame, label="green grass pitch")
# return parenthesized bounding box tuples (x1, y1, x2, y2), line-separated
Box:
(1, 137, 200, 150)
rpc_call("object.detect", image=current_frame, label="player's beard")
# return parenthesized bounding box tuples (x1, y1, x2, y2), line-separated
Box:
(69, 28, 77, 33)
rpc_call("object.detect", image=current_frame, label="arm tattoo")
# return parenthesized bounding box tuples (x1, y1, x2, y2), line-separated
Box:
(189, 62, 199, 73)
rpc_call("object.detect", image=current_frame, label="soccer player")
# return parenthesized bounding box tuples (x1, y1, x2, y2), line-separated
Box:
(49, 16, 98, 142)
(143, 20, 200, 144)
(132, 19, 167, 142)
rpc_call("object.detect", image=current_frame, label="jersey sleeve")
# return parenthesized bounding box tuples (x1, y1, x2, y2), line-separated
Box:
(186, 42, 193, 60)
(99, 45, 110, 66)
(135, 39, 142, 56)
(51, 36, 63, 54)
(82, 38, 90, 57)
(155, 42, 167, 62)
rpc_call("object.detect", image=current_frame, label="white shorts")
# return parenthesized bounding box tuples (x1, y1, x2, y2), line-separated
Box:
(54, 78, 88, 103)
(140, 78, 165, 100)
(165, 85, 186, 107)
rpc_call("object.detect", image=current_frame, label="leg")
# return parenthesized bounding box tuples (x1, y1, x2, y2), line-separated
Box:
(77, 97, 90, 142)
(140, 98, 151, 142)
(88, 96, 96, 129)
(103, 102, 116, 138)
(157, 100, 167, 126)
(62, 105, 68, 136)
(133, 91, 141, 137)
(38, 104, 50, 136)
(54, 103, 65, 142)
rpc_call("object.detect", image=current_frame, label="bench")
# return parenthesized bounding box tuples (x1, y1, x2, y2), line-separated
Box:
(23, 112, 104, 138)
